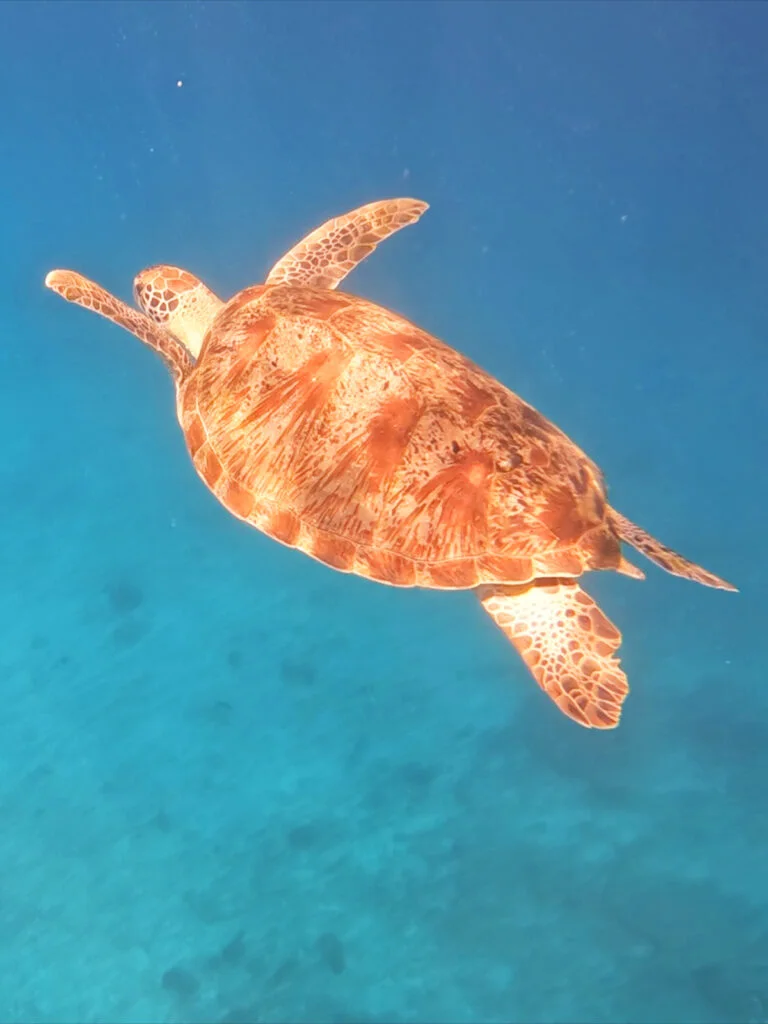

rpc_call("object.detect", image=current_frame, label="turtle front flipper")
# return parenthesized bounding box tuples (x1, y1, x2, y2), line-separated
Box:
(45, 270, 192, 383)
(610, 509, 737, 592)
(265, 197, 429, 290)
(477, 579, 629, 728)
(134, 265, 223, 360)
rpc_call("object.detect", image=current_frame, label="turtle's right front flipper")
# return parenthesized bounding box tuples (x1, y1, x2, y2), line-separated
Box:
(45, 269, 193, 383)
(265, 198, 429, 290)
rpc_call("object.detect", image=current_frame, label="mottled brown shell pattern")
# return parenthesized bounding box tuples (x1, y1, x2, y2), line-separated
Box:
(178, 283, 623, 589)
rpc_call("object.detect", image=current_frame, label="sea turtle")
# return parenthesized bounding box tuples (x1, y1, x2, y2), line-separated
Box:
(45, 198, 735, 729)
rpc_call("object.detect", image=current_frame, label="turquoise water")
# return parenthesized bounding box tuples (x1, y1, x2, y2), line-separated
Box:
(1, 1, 765, 1021)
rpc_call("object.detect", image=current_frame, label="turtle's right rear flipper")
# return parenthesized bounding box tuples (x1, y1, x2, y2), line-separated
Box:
(610, 509, 737, 592)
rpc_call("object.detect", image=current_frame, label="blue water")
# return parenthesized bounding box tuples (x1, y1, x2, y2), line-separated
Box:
(1, 1, 765, 1021)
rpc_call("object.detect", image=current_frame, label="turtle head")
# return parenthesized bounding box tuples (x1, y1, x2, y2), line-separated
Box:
(134, 265, 224, 360)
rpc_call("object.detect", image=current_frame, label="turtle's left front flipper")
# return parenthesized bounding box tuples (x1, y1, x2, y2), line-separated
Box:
(45, 269, 193, 383)
(477, 579, 629, 728)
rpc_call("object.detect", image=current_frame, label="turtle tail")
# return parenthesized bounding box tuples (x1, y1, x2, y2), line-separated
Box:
(610, 508, 737, 591)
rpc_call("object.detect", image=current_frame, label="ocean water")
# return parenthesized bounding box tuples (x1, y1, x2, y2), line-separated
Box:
(0, 1, 765, 1021)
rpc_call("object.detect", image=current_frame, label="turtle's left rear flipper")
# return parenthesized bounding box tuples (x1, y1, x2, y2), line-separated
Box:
(477, 578, 629, 728)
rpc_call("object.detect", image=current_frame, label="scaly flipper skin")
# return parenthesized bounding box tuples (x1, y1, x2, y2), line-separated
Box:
(45, 270, 193, 383)
(134, 266, 223, 360)
(611, 509, 737, 592)
(477, 579, 629, 728)
(265, 198, 429, 290)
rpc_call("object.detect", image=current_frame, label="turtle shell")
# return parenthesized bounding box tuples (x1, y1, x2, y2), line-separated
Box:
(177, 284, 622, 589)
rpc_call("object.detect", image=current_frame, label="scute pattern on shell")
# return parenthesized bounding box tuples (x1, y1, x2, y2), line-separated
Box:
(179, 284, 622, 589)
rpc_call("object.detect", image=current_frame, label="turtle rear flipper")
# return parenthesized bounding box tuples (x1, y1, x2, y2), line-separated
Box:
(611, 509, 737, 592)
(478, 578, 629, 729)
